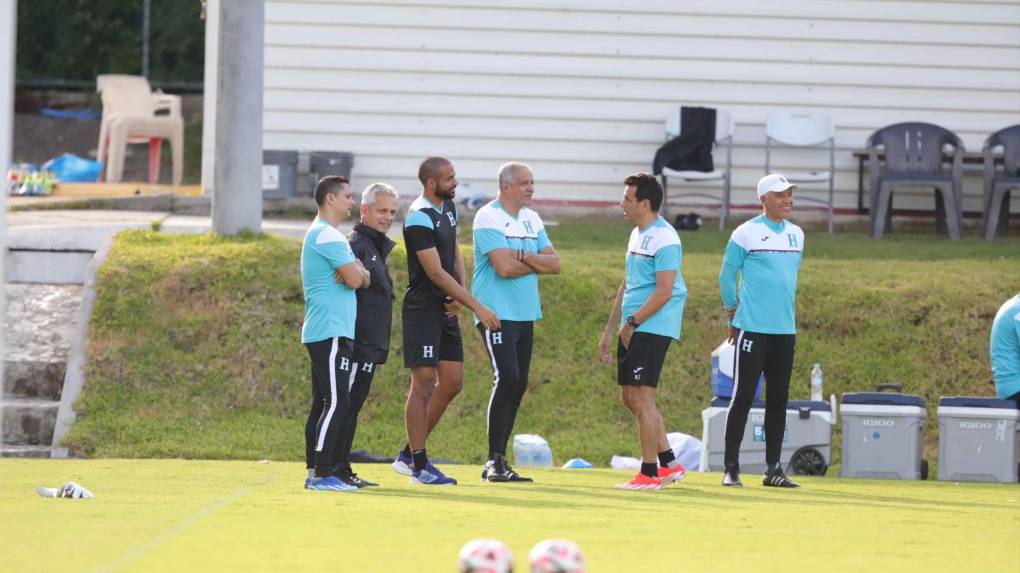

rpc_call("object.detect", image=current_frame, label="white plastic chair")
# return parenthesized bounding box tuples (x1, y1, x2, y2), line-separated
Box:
(661, 108, 734, 230)
(96, 74, 184, 185)
(765, 111, 836, 233)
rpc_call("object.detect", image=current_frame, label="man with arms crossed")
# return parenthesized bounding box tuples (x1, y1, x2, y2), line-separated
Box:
(990, 292, 1020, 407)
(394, 157, 500, 485)
(301, 176, 370, 492)
(599, 173, 688, 490)
(331, 182, 400, 488)
(472, 162, 561, 483)
(719, 173, 804, 488)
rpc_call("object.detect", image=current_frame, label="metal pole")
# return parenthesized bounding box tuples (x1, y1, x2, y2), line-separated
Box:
(0, 0, 18, 456)
(210, 0, 263, 234)
(201, 0, 218, 198)
(142, 0, 150, 77)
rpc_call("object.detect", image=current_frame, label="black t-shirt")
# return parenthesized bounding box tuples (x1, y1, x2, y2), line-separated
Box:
(403, 195, 459, 306)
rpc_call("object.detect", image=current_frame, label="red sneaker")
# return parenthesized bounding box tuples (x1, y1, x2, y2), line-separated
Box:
(615, 473, 663, 490)
(657, 464, 686, 485)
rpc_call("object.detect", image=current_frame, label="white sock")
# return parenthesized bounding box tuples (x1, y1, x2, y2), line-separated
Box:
(307, 468, 315, 480)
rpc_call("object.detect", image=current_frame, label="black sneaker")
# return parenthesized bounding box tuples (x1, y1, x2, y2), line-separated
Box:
(481, 459, 495, 480)
(722, 470, 743, 487)
(763, 467, 800, 488)
(333, 463, 378, 488)
(342, 473, 379, 488)
(485, 454, 533, 483)
(485, 455, 510, 483)
(502, 458, 533, 483)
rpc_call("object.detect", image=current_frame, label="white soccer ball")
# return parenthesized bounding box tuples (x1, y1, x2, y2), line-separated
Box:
(528, 539, 586, 573)
(458, 538, 514, 573)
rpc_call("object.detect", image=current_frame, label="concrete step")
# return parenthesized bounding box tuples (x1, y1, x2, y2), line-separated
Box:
(3, 360, 66, 400)
(0, 444, 54, 458)
(6, 249, 95, 284)
(1, 398, 59, 446)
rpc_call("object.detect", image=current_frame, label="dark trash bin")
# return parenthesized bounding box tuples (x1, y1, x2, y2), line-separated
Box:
(263, 150, 299, 198)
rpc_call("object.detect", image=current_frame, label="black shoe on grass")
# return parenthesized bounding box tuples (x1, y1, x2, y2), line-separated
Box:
(763, 467, 800, 488)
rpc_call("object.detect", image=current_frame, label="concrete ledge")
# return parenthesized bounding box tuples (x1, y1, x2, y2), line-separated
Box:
(6, 250, 94, 284)
(1, 398, 58, 445)
(51, 238, 114, 457)
(3, 360, 65, 400)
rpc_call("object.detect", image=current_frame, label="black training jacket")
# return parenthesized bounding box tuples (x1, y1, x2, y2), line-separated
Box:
(349, 222, 396, 364)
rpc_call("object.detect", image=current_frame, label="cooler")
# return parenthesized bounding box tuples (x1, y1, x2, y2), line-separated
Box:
(710, 340, 764, 400)
(840, 386, 927, 480)
(937, 396, 1020, 483)
(700, 397, 833, 475)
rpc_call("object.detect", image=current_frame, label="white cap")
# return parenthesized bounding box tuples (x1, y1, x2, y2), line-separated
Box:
(757, 173, 798, 199)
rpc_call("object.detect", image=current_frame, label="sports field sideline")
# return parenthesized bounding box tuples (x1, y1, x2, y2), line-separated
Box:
(2, 459, 1016, 572)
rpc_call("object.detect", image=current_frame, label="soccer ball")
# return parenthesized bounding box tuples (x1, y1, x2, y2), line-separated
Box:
(458, 538, 514, 573)
(528, 539, 586, 573)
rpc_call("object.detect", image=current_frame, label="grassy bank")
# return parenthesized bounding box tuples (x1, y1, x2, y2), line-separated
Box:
(64, 220, 1020, 468)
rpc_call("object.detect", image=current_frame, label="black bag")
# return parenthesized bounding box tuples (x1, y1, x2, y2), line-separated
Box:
(653, 107, 716, 175)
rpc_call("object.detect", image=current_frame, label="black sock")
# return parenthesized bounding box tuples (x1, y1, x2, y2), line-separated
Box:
(766, 462, 780, 474)
(640, 462, 658, 479)
(401, 443, 412, 457)
(657, 449, 676, 468)
(412, 449, 428, 472)
(314, 464, 332, 478)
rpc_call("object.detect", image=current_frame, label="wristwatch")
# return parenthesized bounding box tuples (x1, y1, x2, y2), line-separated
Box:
(626, 315, 638, 327)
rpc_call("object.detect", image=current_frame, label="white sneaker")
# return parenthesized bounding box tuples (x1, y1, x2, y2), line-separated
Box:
(37, 482, 95, 499)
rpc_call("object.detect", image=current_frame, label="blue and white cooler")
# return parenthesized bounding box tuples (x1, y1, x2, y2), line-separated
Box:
(937, 397, 1020, 483)
(840, 385, 928, 480)
(710, 339, 763, 400)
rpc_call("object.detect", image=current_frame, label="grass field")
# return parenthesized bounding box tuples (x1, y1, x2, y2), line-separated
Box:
(1, 458, 1017, 572)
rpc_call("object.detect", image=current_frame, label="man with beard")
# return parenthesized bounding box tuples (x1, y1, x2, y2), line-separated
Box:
(393, 157, 500, 485)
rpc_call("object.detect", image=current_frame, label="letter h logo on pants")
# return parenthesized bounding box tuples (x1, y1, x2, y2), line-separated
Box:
(741, 338, 754, 353)
(422, 346, 434, 359)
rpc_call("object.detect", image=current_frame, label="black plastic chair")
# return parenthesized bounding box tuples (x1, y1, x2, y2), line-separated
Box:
(866, 122, 964, 240)
(982, 125, 1020, 240)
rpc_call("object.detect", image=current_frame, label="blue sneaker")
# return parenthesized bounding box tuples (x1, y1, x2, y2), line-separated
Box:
(391, 450, 414, 476)
(307, 476, 359, 492)
(304, 478, 312, 489)
(410, 462, 457, 485)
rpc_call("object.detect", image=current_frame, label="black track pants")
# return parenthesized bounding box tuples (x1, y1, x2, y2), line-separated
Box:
(477, 321, 534, 458)
(723, 330, 796, 470)
(303, 337, 354, 472)
(334, 361, 377, 466)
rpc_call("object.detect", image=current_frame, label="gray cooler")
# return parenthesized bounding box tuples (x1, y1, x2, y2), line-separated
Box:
(840, 387, 927, 480)
(937, 396, 1020, 483)
(700, 397, 834, 475)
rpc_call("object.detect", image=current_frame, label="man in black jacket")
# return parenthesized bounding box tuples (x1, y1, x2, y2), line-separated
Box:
(333, 182, 399, 488)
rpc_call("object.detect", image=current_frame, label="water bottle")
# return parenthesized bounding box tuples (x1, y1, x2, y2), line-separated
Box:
(810, 363, 824, 402)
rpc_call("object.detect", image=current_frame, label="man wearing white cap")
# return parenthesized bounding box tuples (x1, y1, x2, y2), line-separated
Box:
(718, 173, 805, 488)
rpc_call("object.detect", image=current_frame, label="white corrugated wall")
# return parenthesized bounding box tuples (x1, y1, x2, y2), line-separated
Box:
(263, 0, 1020, 214)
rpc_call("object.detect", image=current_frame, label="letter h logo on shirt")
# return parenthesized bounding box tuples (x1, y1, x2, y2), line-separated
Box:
(640, 235, 653, 251)
(523, 220, 534, 235)
(787, 233, 798, 248)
